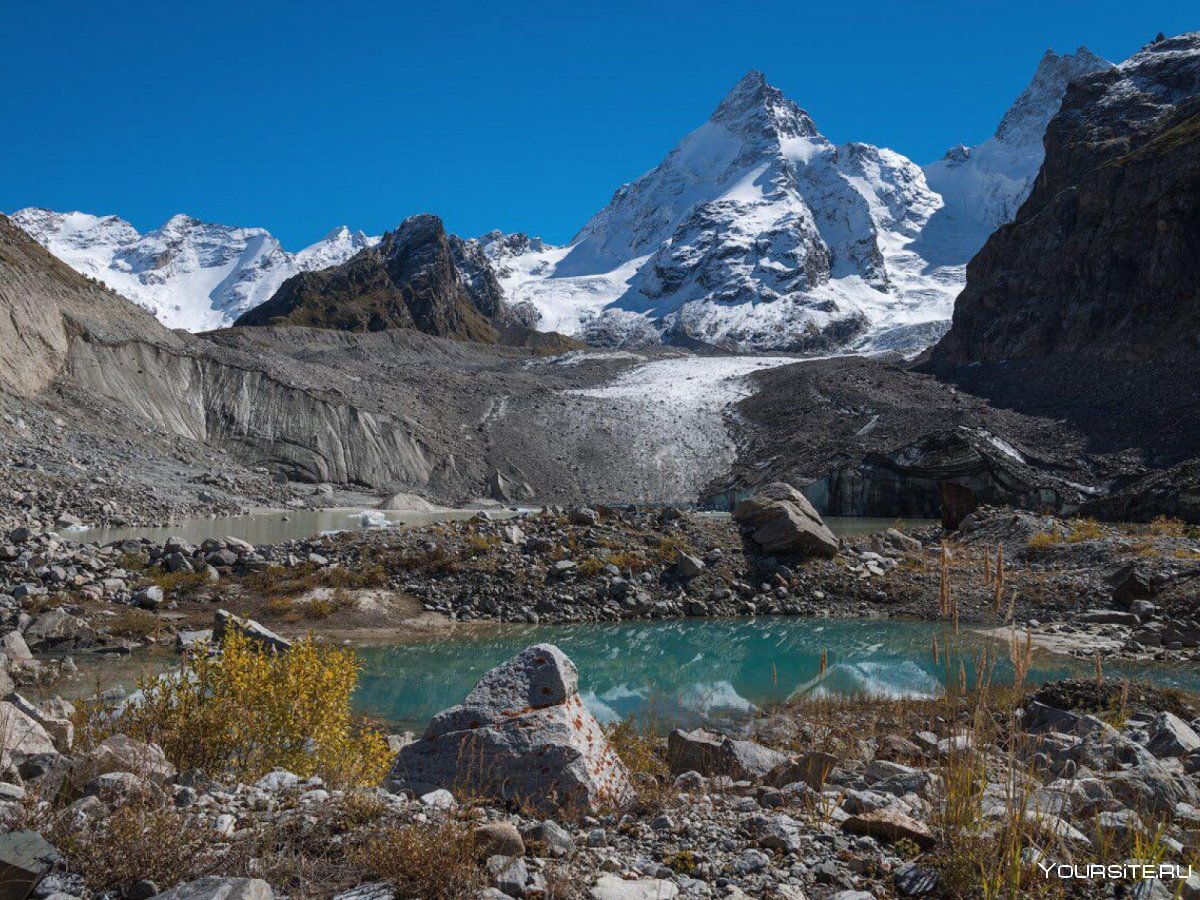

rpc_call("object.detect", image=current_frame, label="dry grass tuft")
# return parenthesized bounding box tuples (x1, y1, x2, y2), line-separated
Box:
(48, 801, 215, 894)
(349, 821, 482, 899)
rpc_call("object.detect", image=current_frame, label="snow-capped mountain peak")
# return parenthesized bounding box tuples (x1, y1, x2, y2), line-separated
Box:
(9, 208, 379, 331)
(994, 47, 1113, 145)
(708, 70, 821, 143)
(495, 70, 958, 352)
(294, 225, 378, 272)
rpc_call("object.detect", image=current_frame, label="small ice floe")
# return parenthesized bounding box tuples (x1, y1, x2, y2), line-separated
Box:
(357, 510, 390, 528)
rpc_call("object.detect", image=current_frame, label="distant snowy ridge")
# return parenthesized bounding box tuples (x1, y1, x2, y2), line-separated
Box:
(9, 209, 378, 331)
(921, 48, 1113, 261)
(490, 51, 1111, 353)
(12, 47, 1111, 349)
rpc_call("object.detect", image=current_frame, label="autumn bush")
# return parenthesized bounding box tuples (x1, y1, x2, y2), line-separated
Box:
(81, 631, 391, 787)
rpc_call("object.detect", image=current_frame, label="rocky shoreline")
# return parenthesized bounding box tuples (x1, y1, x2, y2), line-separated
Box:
(6, 632, 1200, 900)
(3, 486, 1200, 898)
(3, 497, 1199, 693)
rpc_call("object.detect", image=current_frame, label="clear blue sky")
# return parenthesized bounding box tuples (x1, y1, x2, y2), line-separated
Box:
(1, 1, 1193, 249)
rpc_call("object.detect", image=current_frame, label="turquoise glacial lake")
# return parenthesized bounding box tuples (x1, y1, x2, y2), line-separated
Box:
(353, 617, 1200, 733)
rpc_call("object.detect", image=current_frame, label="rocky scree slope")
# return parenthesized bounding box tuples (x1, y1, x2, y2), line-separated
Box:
(709, 355, 1140, 518)
(10, 209, 377, 332)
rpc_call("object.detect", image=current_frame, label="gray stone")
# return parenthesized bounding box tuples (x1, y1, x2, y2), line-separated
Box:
(568, 508, 599, 526)
(0, 831, 59, 900)
(666, 727, 787, 780)
(589, 875, 679, 900)
(22, 608, 94, 650)
(387, 644, 633, 813)
(1077, 609, 1140, 626)
(767, 750, 839, 788)
(475, 822, 524, 858)
(69, 734, 176, 788)
(674, 550, 705, 579)
(732, 483, 838, 558)
(133, 585, 164, 609)
(894, 862, 940, 896)
(523, 820, 575, 857)
(0, 631, 32, 663)
(488, 855, 528, 898)
(213, 610, 291, 653)
(843, 808, 935, 850)
(152, 878, 272, 900)
(0, 701, 57, 768)
(1147, 712, 1200, 758)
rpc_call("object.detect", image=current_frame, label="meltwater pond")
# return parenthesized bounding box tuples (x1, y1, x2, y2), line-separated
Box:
(67, 509, 931, 546)
(354, 617, 1200, 733)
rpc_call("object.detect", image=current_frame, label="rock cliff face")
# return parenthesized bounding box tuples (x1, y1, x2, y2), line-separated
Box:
(930, 34, 1200, 365)
(235, 214, 503, 342)
(0, 215, 181, 397)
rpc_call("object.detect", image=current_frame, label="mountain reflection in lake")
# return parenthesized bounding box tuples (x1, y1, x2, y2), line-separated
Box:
(354, 617, 1200, 733)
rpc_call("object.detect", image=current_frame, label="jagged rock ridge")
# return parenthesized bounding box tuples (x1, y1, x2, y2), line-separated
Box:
(235, 214, 507, 342)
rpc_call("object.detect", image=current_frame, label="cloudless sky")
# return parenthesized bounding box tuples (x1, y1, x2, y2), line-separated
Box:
(1, 1, 1194, 249)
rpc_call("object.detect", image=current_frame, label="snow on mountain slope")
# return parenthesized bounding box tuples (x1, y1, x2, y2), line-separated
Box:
(10, 209, 379, 331)
(489, 71, 961, 353)
(293, 225, 377, 272)
(493, 55, 1114, 354)
(920, 48, 1113, 261)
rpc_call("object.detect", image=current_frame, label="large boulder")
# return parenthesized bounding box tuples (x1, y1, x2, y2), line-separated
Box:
(386, 644, 633, 813)
(732, 483, 838, 558)
(22, 608, 96, 651)
(666, 728, 787, 780)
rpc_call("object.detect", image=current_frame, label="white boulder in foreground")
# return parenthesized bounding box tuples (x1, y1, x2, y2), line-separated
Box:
(386, 643, 633, 813)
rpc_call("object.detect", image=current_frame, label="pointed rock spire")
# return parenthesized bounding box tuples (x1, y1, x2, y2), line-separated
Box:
(709, 70, 821, 141)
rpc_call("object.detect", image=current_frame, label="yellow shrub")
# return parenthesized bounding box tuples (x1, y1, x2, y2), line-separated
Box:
(1066, 518, 1105, 542)
(1026, 532, 1060, 552)
(464, 534, 500, 555)
(87, 631, 391, 787)
(147, 567, 210, 598)
(350, 822, 480, 899)
(607, 550, 644, 571)
(655, 537, 687, 563)
(1149, 515, 1187, 537)
(577, 558, 604, 577)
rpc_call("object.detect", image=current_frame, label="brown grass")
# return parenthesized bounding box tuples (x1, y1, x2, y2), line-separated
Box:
(349, 822, 481, 899)
(46, 801, 215, 894)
